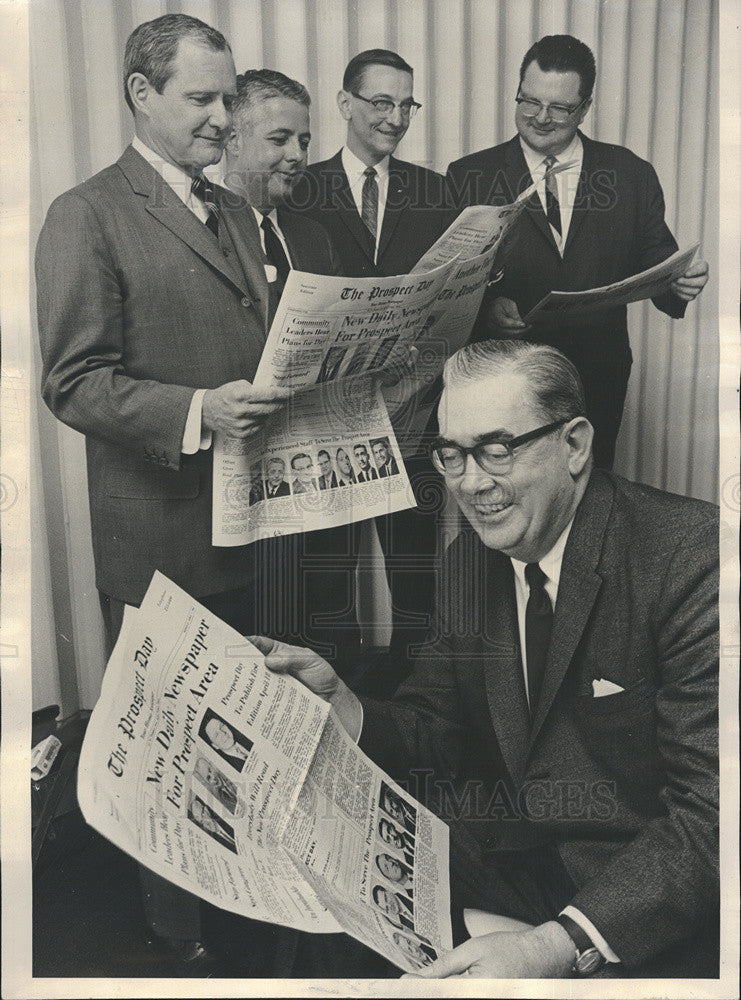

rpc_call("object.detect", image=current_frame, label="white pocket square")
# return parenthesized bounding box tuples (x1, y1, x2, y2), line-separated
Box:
(264, 264, 278, 283)
(592, 677, 625, 697)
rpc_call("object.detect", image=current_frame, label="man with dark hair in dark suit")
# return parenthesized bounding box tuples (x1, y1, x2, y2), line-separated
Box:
(253, 339, 718, 979)
(446, 34, 708, 470)
(289, 49, 452, 690)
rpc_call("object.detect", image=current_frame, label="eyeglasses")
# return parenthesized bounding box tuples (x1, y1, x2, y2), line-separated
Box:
(430, 419, 570, 477)
(515, 92, 589, 124)
(351, 92, 422, 119)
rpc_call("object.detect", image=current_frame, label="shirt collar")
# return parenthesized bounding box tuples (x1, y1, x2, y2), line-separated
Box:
(252, 205, 279, 229)
(519, 132, 582, 177)
(132, 135, 198, 206)
(510, 515, 575, 595)
(341, 145, 390, 184)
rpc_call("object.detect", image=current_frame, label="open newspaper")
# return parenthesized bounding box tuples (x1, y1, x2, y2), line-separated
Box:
(523, 243, 700, 322)
(212, 179, 562, 543)
(78, 571, 453, 973)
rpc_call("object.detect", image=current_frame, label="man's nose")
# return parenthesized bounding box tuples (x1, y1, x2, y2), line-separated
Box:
(209, 97, 232, 132)
(534, 102, 552, 125)
(386, 103, 405, 128)
(458, 453, 497, 491)
(283, 138, 304, 163)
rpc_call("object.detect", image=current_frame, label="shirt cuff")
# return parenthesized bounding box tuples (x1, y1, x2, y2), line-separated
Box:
(560, 905, 621, 963)
(182, 389, 212, 454)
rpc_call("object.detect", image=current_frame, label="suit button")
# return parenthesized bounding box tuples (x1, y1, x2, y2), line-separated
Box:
(223, 247, 230, 257)
(241, 296, 250, 307)
(484, 833, 498, 852)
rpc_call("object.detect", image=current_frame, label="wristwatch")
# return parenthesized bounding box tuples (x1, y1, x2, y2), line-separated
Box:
(556, 913, 606, 976)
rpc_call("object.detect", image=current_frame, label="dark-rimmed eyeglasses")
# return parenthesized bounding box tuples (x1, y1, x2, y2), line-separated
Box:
(515, 92, 589, 124)
(430, 418, 571, 477)
(351, 92, 422, 119)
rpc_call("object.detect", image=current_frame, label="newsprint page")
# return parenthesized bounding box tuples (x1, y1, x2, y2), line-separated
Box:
(0, 1, 739, 999)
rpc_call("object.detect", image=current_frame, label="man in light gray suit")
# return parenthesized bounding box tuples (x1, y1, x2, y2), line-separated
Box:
(36, 13, 288, 969)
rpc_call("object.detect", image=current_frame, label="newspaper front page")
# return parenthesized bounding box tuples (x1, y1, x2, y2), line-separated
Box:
(77, 572, 453, 973)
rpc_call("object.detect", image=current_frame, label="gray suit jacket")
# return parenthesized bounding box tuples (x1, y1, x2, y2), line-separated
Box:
(359, 470, 718, 971)
(36, 146, 338, 603)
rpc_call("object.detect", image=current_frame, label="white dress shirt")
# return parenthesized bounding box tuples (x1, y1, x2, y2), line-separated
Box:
(250, 205, 294, 274)
(132, 136, 212, 454)
(341, 145, 390, 262)
(519, 133, 583, 254)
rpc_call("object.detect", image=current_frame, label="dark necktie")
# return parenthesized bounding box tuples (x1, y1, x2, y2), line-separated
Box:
(543, 155, 562, 238)
(361, 166, 378, 245)
(190, 175, 219, 237)
(260, 214, 291, 295)
(524, 562, 553, 718)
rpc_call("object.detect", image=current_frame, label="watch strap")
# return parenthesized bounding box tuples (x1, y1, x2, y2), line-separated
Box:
(556, 913, 606, 976)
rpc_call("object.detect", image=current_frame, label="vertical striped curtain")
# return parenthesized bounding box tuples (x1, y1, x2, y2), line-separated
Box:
(28, 0, 719, 713)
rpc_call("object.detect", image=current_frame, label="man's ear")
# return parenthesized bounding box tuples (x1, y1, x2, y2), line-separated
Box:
(337, 89, 352, 122)
(577, 96, 593, 126)
(565, 416, 593, 476)
(127, 73, 152, 115)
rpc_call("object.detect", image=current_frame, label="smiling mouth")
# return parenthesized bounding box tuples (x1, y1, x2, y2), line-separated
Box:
(472, 498, 512, 516)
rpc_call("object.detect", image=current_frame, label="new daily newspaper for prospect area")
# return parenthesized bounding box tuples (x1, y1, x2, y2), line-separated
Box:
(77, 572, 453, 973)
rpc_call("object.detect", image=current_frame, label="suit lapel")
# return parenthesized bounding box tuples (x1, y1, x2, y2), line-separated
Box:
(503, 137, 560, 257)
(377, 160, 405, 264)
(562, 131, 595, 258)
(480, 542, 531, 786)
(324, 152, 376, 265)
(222, 201, 271, 331)
(527, 473, 612, 748)
(118, 147, 252, 297)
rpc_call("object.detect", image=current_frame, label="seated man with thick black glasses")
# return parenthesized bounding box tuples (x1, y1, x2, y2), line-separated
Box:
(252, 339, 719, 979)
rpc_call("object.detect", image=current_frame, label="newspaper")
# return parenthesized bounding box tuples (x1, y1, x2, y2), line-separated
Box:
(212, 378, 413, 546)
(523, 243, 700, 322)
(77, 572, 453, 973)
(412, 161, 574, 274)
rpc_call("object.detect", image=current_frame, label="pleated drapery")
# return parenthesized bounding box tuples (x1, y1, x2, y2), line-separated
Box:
(26, 0, 719, 712)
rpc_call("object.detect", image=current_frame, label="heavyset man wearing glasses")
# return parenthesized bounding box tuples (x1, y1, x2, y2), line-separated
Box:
(290, 50, 452, 694)
(446, 34, 708, 470)
(253, 339, 719, 979)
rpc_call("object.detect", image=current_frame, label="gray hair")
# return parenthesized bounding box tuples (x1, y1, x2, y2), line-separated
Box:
(232, 69, 310, 129)
(124, 14, 230, 114)
(443, 340, 586, 423)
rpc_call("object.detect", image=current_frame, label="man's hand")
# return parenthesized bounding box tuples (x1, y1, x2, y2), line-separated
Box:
(402, 922, 575, 980)
(670, 259, 709, 302)
(249, 636, 363, 741)
(202, 380, 290, 438)
(485, 297, 530, 338)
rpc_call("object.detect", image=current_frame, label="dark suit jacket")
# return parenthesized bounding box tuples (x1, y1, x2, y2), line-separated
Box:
(378, 457, 399, 477)
(357, 467, 378, 482)
(289, 150, 451, 277)
(446, 132, 687, 355)
(265, 480, 290, 498)
(359, 470, 718, 972)
(36, 146, 340, 604)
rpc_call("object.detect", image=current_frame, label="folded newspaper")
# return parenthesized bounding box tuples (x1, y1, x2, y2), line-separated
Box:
(77, 571, 453, 973)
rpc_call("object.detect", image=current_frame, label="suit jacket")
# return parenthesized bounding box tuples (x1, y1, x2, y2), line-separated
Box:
(36, 146, 340, 604)
(378, 457, 399, 477)
(318, 472, 339, 490)
(357, 467, 378, 482)
(265, 480, 290, 499)
(446, 132, 687, 356)
(359, 470, 718, 972)
(289, 150, 452, 277)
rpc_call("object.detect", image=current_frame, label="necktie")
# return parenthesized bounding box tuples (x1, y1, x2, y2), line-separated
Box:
(543, 155, 562, 238)
(190, 175, 219, 237)
(260, 214, 291, 295)
(361, 166, 378, 244)
(524, 562, 553, 718)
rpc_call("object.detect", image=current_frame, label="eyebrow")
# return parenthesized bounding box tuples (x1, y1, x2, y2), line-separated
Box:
(435, 429, 513, 447)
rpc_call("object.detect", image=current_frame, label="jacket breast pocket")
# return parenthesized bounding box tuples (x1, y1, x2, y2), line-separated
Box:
(105, 466, 200, 500)
(578, 678, 656, 718)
